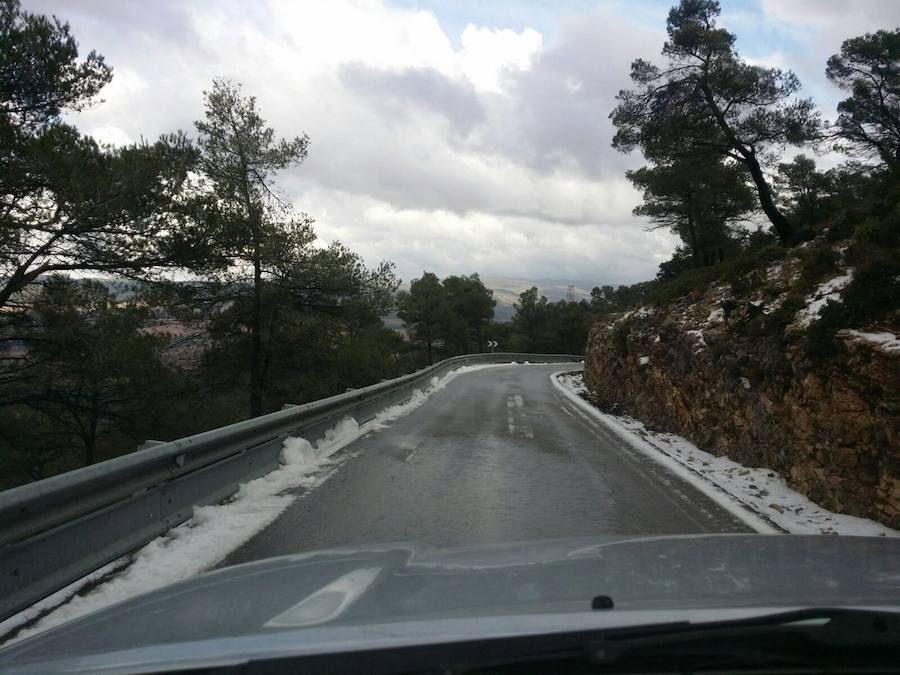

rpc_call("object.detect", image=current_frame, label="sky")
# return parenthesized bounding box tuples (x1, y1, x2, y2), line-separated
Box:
(25, 0, 900, 288)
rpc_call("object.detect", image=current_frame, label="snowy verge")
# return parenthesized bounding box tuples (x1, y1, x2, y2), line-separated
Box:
(0, 362, 518, 646)
(552, 372, 898, 539)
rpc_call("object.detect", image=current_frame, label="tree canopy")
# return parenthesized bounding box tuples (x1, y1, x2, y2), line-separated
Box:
(826, 29, 900, 170)
(628, 155, 755, 266)
(611, 0, 820, 243)
(0, 0, 198, 310)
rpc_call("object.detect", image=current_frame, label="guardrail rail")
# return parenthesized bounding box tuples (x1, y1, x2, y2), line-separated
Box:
(0, 353, 582, 622)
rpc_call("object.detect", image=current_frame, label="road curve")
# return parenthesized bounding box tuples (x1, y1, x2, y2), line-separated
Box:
(224, 364, 750, 566)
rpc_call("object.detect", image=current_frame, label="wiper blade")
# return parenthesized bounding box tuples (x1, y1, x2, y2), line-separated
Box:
(588, 607, 900, 671)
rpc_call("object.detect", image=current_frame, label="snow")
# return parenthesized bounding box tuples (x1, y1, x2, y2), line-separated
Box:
(685, 329, 706, 353)
(553, 372, 898, 539)
(0, 361, 520, 647)
(615, 306, 651, 324)
(705, 308, 725, 325)
(280, 436, 317, 465)
(794, 270, 853, 327)
(845, 330, 900, 353)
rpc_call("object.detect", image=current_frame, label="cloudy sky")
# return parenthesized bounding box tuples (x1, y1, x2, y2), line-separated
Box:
(27, 0, 900, 287)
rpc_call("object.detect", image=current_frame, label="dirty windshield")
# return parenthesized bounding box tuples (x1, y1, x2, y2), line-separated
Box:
(0, 0, 898, 656)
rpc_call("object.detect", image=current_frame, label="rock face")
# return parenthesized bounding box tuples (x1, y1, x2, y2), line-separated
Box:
(584, 298, 900, 530)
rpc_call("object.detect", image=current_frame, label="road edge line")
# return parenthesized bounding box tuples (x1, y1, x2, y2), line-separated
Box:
(549, 371, 781, 534)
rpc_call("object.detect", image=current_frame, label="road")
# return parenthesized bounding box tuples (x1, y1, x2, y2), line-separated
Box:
(224, 364, 750, 566)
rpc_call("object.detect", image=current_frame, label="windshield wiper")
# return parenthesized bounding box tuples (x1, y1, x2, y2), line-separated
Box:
(586, 607, 900, 672)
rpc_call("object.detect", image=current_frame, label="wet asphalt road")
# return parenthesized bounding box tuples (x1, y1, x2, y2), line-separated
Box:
(224, 364, 750, 566)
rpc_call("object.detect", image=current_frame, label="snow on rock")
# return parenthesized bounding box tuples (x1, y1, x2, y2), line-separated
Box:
(705, 307, 725, 325)
(844, 330, 900, 353)
(615, 306, 651, 324)
(554, 372, 899, 538)
(794, 270, 854, 328)
(685, 329, 707, 352)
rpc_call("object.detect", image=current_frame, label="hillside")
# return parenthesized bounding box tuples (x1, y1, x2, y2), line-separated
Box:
(582, 231, 900, 528)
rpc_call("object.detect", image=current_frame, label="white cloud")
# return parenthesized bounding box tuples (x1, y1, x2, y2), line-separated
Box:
(88, 124, 133, 147)
(758, 0, 900, 108)
(458, 24, 543, 92)
(30, 0, 888, 286)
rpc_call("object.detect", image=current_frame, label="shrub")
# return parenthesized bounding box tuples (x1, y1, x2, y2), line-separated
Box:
(798, 244, 840, 288)
(846, 214, 900, 265)
(806, 299, 847, 360)
(763, 292, 806, 336)
(647, 265, 725, 306)
(841, 258, 900, 325)
(612, 316, 637, 356)
(805, 258, 900, 360)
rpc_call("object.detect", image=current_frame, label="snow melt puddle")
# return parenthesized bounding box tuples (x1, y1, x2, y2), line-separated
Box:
(553, 372, 898, 539)
(0, 362, 514, 646)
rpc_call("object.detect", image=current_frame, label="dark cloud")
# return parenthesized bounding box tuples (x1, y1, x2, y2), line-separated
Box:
(481, 9, 663, 179)
(339, 63, 484, 136)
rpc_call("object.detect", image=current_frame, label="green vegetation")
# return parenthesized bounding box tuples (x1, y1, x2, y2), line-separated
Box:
(611, 0, 820, 243)
(607, 1, 899, 361)
(0, 0, 400, 487)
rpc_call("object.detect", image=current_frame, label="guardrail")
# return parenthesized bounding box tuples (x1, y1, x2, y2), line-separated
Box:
(0, 353, 582, 622)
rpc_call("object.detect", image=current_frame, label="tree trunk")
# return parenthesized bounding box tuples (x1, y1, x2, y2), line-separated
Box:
(686, 212, 701, 268)
(259, 305, 279, 397)
(698, 80, 794, 243)
(250, 236, 263, 417)
(84, 400, 98, 466)
(744, 152, 794, 243)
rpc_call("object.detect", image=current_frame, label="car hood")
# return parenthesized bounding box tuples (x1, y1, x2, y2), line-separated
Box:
(2, 534, 899, 671)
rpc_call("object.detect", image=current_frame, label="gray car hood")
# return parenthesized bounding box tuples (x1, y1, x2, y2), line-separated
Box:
(2, 534, 898, 672)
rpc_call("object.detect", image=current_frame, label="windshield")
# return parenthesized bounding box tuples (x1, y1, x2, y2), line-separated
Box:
(0, 0, 898, 668)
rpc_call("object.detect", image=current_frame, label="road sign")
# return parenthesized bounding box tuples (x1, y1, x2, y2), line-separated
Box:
(487, 340, 498, 352)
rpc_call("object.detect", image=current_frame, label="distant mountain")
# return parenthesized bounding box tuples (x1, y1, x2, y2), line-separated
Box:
(480, 278, 592, 321)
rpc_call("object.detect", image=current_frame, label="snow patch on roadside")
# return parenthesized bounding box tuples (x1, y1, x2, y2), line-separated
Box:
(0, 362, 519, 646)
(553, 372, 898, 539)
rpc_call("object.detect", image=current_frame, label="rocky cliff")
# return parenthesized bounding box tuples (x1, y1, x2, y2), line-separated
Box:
(584, 244, 900, 529)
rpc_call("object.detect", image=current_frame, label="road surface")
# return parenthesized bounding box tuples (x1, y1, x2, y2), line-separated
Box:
(224, 364, 750, 566)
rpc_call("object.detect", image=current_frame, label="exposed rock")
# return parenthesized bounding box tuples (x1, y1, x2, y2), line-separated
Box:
(584, 271, 900, 529)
